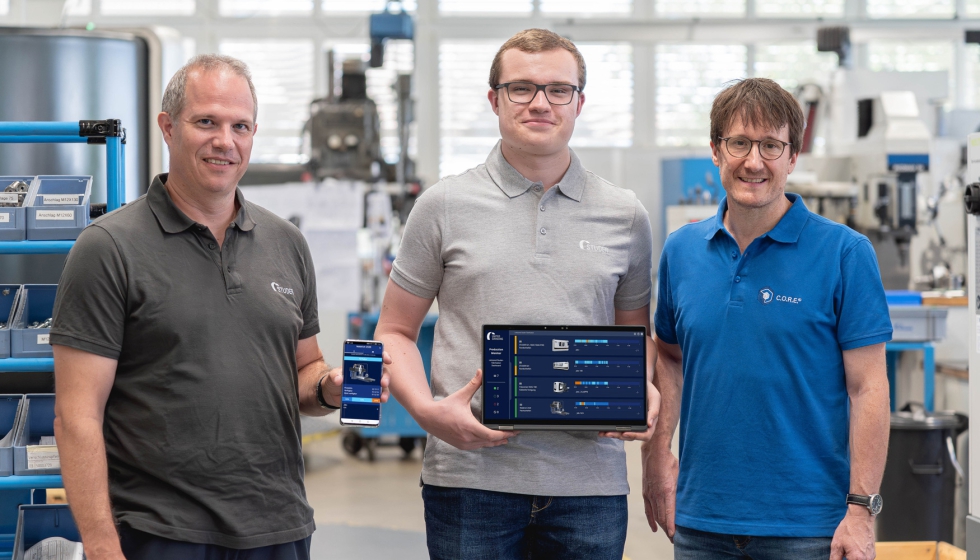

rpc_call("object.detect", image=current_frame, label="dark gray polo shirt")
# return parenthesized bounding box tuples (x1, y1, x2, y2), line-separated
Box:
(51, 174, 319, 549)
(391, 142, 653, 496)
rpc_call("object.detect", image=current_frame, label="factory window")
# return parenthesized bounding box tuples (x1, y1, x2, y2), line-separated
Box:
(439, 0, 533, 15)
(323, 40, 416, 165)
(220, 0, 313, 16)
(963, 44, 980, 109)
(655, 44, 747, 147)
(866, 0, 954, 18)
(572, 43, 633, 148)
(868, 40, 955, 100)
(322, 0, 416, 12)
(967, 0, 980, 16)
(656, 0, 744, 18)
(219, 39, 315, 165)
(753, 42, 839, 90)
(755, 0, 843, 17)
(101, 0, 196, 15)
(61, 0, 91, 15)
(539, 0, 632, 16)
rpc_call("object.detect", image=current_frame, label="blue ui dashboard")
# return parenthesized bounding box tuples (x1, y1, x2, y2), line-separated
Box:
(341, 341, 383, 424)
(483, 328, 646, 422)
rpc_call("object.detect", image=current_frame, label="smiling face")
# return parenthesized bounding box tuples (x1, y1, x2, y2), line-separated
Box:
(710, 118, 797, 213)
(489, 48, 584, 158)
(157, 67, 256, 197)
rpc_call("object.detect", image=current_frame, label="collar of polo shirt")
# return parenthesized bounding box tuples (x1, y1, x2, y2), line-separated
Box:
(147, 173, 256, 234)
(485, 141, 587, 202)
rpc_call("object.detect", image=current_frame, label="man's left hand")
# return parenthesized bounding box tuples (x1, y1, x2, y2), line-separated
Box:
(599, 378, 660, 442)
(321, 351, 392, 407)
(830, 507, 876, 560)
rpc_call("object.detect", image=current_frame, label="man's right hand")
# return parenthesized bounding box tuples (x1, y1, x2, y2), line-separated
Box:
(642, 444, 679, 542)
(419, 369, 518, 451)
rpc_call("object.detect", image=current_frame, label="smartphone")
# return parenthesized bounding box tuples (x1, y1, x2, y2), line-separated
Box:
(339, 339, 384, 427)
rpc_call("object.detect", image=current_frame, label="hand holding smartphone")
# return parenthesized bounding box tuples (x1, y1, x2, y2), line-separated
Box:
(340, 339, 384, 427)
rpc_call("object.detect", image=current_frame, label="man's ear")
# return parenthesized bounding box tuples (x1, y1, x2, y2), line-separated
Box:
(489, 88, 500, 116)
(158, 112, 174, 147)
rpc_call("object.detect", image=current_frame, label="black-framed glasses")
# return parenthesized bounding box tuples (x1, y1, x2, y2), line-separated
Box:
(494, 82, 582, 105)
(719, 136, 792, 161)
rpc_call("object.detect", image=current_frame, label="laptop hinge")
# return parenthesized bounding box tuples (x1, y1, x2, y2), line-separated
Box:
(498, 425, 515, 431)
(616, 427, 631, 432)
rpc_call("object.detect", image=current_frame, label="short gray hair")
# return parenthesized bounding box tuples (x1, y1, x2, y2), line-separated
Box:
(161, 54, 258, 121)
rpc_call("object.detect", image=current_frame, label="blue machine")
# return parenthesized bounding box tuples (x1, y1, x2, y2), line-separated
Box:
(344, 312, 435, 461)
(660, 157, 722, 245)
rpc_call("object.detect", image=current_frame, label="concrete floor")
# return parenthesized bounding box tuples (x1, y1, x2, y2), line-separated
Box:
(302, 432, 675, 560)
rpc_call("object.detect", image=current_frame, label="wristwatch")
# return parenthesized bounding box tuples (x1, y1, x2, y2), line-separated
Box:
(316, 375, 340, 410)
(846, 493, 883, 516)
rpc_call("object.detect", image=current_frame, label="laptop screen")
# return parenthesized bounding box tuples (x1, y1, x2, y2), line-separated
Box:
(482, 325, 647, 429)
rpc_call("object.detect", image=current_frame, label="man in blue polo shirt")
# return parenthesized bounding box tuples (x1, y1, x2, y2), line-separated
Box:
(642, 78, 892, 560)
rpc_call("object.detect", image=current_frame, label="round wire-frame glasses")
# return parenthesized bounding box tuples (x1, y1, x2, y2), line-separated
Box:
(719, 136, 792, 161)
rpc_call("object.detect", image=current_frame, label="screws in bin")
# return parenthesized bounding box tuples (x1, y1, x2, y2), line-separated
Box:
(1, 288, 8, 296)
(1, 180, 29, 208)
(28, 318, 52, 329)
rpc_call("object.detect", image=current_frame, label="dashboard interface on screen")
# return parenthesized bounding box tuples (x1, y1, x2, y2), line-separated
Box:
(482, 325, 647, 430)
(341, 340, 383, 425)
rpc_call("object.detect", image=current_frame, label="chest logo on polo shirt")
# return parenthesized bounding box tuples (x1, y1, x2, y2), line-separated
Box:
(579, 240, 609, 253)
(759, 286, 802, 305)
(271, 282, 295, 296)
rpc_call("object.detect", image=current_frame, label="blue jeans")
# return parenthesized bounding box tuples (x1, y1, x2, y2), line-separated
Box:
(118, 526, 312, 560)
(674, 525, 832, 560)
(422, 484, 627, 560)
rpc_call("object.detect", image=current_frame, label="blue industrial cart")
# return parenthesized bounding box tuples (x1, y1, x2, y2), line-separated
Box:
(0, 120, 125, 558)
(344, 312, 435, 461)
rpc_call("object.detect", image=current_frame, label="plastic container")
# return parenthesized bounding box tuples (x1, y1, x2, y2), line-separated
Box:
(0, 176, 35, 242)
(888, 306, 948, 342)
(877, 405, 968, 543)
(12, 505, 80, 560)
(25, 175, 91, 241)
(885, 290, 923, 306)
(0, 284, 20, 360)
(12, 394, 58, 476)
(0, 395, 25, 477)
(9, 285, 56, 359)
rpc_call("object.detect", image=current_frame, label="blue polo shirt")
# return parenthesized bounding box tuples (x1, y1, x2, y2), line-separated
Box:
(654, 193, 892, 537)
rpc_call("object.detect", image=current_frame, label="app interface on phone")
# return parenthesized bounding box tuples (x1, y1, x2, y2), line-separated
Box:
(341, 341, 383, 424)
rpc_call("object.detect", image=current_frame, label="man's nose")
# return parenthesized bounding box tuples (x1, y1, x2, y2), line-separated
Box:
(212, 125, 233, 149)
(742, 144, 765, 170)
(528, 88, 551, 111)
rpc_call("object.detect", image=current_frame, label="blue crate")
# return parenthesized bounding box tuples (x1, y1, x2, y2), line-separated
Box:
(0, 396, 25, 477)
(9, 286, 55, 359)
(0, 177, 35, 242)
(13, 395, 57, 476)
(12, 505, 79, 560)
(25, 175, 91, 241)
(0, 285, 20, 360)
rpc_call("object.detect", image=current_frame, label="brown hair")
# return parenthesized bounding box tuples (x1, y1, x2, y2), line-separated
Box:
(710, 78, 804, 156)
(488, 29, 586, 91)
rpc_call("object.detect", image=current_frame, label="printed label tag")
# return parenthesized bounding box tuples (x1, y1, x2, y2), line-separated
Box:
(26, 445, 59, 470)
(35, 209, 74, 221)
(0, 193, 18, 204)
(0, 213, 9, 223)
(41, 194, 80, 205)
(37, 334, 50, 345)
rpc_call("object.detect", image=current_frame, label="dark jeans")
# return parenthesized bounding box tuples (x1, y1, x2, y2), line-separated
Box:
(674, 525, 833, 560)
(118, 526, 312, 560)
(422, 484, 627, 560)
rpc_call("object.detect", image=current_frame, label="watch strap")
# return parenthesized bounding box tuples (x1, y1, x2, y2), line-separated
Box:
(316, 375, 340, 409)
(845, 494, 871, 507)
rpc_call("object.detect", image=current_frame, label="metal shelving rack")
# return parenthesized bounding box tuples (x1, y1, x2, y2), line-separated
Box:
(0, 121, 124, 556)
(0, 120, 125, 375)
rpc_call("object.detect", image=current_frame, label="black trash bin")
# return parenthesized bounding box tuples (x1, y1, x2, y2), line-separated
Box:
(877, 405, 967, 542)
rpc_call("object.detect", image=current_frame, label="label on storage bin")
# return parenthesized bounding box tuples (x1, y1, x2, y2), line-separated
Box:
(0, 213, 8, 223)
(0, 193, 17, 204)
(26, 445, 59, 470)
(37, 334, 50, 345)
(35, 209, 74, 221)
(41, 194, 81, 205)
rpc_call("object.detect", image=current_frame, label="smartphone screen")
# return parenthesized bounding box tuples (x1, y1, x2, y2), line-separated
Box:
(340, 339, 383, 426)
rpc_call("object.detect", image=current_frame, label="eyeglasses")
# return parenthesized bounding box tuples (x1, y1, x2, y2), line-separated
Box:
(719, 136, 792, 161)
(494, 82, 582, 106)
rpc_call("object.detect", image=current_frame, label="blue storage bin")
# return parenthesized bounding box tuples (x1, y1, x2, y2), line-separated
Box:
(12, 505, 80, 560)
(25, 175, 91, 241)
(9, 285, 56, 359)
(0, 396, 25, 478)
(0, 284, 20, 360)
(0, 176, 35, 242)
(13, 394, 58, 476)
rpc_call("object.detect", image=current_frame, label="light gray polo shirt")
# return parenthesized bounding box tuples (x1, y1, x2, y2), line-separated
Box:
(391, 142, 653, 496)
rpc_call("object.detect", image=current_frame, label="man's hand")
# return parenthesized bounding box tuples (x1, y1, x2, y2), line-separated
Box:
(642, 444, 679, 542)
(418, 369, 518, 450)
(830, 507, 876, 560)
(320, 351, 393, 407)
(600, 379, 660, 441)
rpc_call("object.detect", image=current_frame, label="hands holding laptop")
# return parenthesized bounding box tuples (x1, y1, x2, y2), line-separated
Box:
(599, 374, 660, 441)
(418, 369, 520, 450)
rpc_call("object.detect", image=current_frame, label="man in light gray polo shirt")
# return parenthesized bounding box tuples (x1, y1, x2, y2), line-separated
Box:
(376, 29, 659, 559)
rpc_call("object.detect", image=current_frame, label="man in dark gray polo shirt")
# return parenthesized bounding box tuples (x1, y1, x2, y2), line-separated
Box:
(376, 29, 659, 560)
(50, 54, 388, 560)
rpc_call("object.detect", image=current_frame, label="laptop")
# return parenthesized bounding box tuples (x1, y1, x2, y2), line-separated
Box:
(482, 325, 648, 431)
